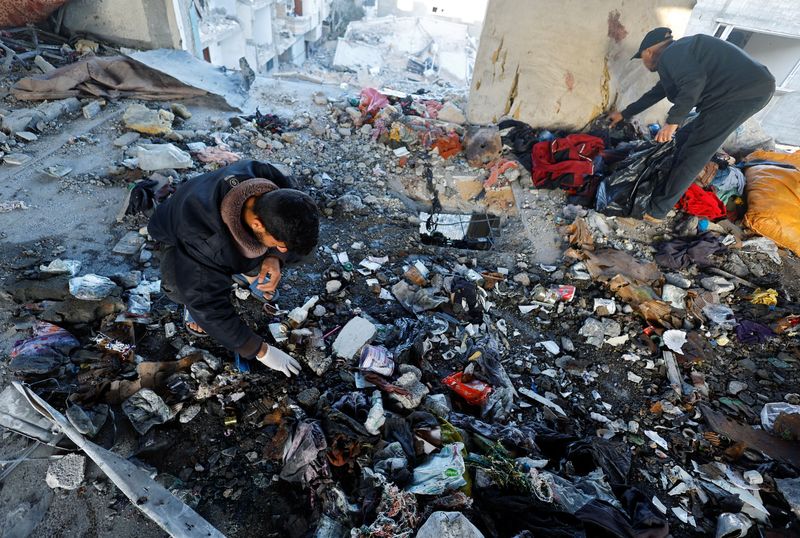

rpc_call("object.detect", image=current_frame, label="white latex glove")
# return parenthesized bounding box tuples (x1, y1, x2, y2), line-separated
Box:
(256, 344, 301, 377)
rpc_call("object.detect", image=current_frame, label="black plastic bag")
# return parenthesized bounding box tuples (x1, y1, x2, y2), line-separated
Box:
(596, 140, 675, 218)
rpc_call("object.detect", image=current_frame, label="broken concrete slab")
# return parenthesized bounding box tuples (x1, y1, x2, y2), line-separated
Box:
(39, 295, 125, 325)
(0, 98, 80, 135)
(332, 316, 377, 359)
(123, 104, 174, 136)
(113, 131, 141, 147)
(45, 453, 85, 490)
(7, 276, 70, 302)
(436, 102, 467, 125)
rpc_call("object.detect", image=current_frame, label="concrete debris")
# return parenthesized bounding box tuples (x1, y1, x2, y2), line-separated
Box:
(113, 131, 141, 147)
(123, 104, 174, 136)
(332, 316, 377, 359)
(82, 101, 102, 119)
(45, 454, 85, 490)
(0, 32, 798, 538)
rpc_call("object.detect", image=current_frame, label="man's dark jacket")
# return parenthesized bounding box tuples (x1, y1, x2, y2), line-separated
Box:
(622, 34, 775, 124)
(148, 160, 293, 358)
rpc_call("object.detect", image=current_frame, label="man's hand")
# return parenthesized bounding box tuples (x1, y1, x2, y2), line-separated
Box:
(655, 123, 678, 143)
(256, 343, 301, 377)
(255, 256, 281, 294)
(607, 110, 624, 128)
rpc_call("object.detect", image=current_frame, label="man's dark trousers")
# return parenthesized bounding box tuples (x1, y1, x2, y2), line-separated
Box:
(648, 86, 775, 218)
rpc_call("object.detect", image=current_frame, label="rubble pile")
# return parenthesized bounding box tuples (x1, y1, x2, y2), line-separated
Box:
(1, 44, 800, 538)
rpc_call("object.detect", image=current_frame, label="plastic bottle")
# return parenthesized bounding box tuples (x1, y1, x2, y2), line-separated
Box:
(286, 295, 319, 328)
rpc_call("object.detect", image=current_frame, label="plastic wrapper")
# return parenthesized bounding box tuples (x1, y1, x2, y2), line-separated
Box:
(359, 88, 389, 121)
(39, 258, 82, 276)
(359, 345, 394, 376)
(702, 304, 737, 330)
(760, 402, 800, 431)
(715, 512, 753, 538)
(442, 372, 492, 405)
(406, 443, 467, 495)
(596, 141, 675, 218)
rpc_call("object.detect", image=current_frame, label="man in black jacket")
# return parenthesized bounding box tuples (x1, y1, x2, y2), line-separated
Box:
(609, 28, 775, 221)
(148, 160, 320, 377)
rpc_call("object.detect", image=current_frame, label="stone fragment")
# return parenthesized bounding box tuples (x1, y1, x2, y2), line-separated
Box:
(296, 387, 321, 408)
(326, 280, 342, 294)
(436, 102, 467, 124)
(389, 365, 429, 409)
(113, 131, 140, 147)
(170, 103, 192, 120)
(312, 92, 328, 105)
(82, 101, 102, 119)
(665, 273, 692, 289)
(123, 104, 174, 136)
(2, 153, 32, 165)
(776, 478, 800, 518)
(513, 273, 531, 287)
(45, 454, 85, 490)
(15, 131, 38, 142)
(727, 380, 747, 395)
(66, 404, 108, 437)
(34, 55, 56, 73)
(122, 389, 172, 434)
(335, 193, 365, 213)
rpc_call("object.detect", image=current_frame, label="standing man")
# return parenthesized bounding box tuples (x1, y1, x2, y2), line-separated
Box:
(148, 160, 320, 377)
(608, 27, 775, 221)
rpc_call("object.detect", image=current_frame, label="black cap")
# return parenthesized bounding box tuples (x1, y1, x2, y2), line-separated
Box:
(632, 27, 673, 59)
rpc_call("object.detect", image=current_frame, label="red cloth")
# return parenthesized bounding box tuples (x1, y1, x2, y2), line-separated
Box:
(676, 183, 727, 220)
(531, 134, 604, 194)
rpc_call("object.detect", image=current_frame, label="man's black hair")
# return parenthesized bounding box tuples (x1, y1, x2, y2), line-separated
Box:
(254, 189, 320, 255)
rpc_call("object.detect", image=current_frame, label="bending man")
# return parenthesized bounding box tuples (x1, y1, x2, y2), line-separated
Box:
(609, 27, 775, 221)
(148, 160, 320, 377)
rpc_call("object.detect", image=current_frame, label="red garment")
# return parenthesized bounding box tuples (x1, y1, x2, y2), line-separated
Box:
(531, 134, 604, 194)
(675, 183, 727, 220)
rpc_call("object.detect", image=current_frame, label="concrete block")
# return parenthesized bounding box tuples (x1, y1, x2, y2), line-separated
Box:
(332, 316, 376, 359)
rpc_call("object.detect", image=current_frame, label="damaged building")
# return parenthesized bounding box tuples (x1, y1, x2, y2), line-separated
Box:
(59, 0, 334, 73)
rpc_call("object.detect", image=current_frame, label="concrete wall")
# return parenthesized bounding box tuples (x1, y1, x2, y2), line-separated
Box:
(62, 0, 186, 50)
(745, 33, 800, 84)
(467, 0, 695, 129)
(683, 0, 800, 145)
